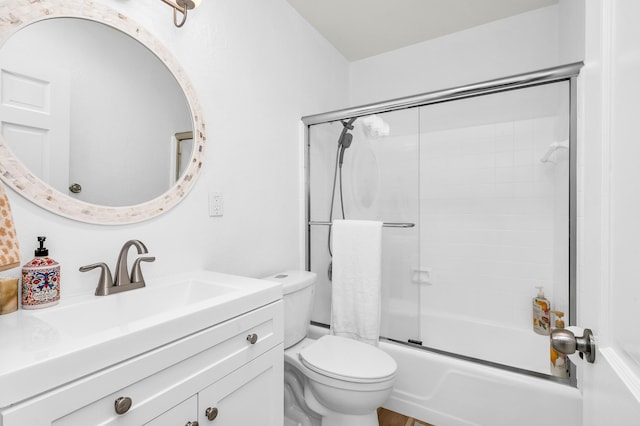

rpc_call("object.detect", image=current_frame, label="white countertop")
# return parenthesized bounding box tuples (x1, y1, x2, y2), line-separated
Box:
(0, 270, 282, 408)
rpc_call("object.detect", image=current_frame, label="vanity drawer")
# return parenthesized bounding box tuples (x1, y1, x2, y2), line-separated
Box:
(144, 395, 198, 425)
(0, 301, 283, 426)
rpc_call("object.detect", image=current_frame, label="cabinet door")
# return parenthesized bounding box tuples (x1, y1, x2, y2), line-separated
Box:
(198, 345, 283, 425)
(144, 395, 198, 426)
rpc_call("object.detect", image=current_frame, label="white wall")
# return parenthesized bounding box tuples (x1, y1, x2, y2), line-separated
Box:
(4, 0, 349, 297)
(349, 5, 561, 106)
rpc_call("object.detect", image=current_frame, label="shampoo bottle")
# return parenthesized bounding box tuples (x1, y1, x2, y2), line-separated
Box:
(21, 236, 60, 309)
(532, 286, 550, 335)
(550, 310, 570, 378)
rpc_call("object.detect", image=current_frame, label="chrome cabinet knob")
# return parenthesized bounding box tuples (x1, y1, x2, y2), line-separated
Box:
(114, 396, 132, 415)
(205, 406, 219, 421)
(185, 422, 199, 426)
(551, 328, 596, 363)
(246, 333, 258, 344)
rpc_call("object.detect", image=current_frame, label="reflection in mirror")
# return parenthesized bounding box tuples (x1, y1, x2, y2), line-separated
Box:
(0, 18, 192, 207)
(0, 0, 205, 224)
(174, 131, 194, 182)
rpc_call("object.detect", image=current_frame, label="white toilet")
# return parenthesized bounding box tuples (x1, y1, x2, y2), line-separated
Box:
(264, 271, 397, 426)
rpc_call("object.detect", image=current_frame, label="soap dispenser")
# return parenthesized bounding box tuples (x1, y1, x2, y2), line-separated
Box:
(532, 286, 550, 335)
(21, 236, 60, 309)
(550, 310, 570, 378)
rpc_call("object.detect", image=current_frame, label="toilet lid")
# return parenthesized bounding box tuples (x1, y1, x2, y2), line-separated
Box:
(299, 335, 397, 383)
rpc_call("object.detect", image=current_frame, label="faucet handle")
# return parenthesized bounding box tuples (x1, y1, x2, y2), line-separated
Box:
(130, 256, 155, 284)
(79, 262, 114, 296)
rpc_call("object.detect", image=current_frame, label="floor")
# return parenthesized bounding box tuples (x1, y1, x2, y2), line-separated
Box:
(378, 407, 433, 426)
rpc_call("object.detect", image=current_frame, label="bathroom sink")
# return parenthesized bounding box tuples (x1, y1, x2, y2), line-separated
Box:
(0, 270, 282, 408)
(30, 278, 241, 337)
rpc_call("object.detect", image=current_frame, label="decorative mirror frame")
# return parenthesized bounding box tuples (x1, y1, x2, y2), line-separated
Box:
(0, 0, 206, 224)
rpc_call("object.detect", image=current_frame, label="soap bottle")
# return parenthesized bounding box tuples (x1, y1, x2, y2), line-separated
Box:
(532, 286, 550, 335)
(550, 310, 570, 378)
(21, 236, 60, 309)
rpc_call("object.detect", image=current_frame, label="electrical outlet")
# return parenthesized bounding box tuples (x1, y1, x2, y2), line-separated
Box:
(209, 192, 223, 217)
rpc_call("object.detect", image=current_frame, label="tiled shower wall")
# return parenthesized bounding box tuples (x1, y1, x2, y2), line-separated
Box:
(417, 83, 570, 373)
(419, 117, 569, 326)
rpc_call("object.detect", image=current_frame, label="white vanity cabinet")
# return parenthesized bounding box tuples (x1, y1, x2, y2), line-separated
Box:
(0, 301, 283, 426)
(195, 345, 282, 425)
(143, 347, 282, 426)
(145, 395, 198, 425)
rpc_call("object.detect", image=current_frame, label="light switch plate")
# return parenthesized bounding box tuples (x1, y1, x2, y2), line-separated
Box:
(209, 192, 223, 217)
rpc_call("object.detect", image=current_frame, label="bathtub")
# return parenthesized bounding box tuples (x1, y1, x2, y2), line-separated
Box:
(309, 325, 582, 426)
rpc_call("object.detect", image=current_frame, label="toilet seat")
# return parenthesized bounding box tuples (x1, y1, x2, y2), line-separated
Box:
(299, 335, 397, 384)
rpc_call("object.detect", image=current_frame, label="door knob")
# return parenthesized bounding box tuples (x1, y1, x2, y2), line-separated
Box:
(550, 328, 596, 363)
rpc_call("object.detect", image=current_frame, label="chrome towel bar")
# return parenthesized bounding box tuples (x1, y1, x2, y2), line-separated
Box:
(308, 221, 415, 228)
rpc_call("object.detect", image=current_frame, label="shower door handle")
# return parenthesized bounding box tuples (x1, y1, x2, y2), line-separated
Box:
(550, 328, 596, 363)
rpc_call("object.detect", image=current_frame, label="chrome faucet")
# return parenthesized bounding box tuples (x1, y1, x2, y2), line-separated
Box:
(80, 240, 156, 296)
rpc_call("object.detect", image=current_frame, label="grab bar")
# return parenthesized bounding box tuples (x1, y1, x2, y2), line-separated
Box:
(308, 221, 415, 228)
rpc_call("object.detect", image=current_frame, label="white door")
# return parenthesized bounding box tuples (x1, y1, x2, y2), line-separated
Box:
(0, 57, 70, 193)
(579, 1, 640, 423)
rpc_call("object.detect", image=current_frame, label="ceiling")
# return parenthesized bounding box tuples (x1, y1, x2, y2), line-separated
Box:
(285, 0, 558, 61)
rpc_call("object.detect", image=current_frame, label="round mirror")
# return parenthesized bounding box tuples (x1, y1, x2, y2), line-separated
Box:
(0, 0, 205, 224)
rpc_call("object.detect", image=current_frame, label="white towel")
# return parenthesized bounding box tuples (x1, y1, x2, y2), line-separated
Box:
(330, 219, 382, 346)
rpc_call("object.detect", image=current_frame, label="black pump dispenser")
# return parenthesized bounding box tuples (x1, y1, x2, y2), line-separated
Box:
(22, 235, 60, 309)
(35, 236, 49, 257)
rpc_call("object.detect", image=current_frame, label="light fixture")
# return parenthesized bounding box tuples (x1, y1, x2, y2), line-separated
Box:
(161, 0, 201, 28)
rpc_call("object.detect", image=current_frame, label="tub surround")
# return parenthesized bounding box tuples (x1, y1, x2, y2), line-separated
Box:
(309, 324, 581, 426)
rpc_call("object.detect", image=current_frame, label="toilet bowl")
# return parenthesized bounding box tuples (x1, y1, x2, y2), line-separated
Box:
(263, 271, 397, 426)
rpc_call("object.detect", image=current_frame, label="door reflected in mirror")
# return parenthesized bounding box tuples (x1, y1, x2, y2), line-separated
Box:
(0, 17, 193, 207)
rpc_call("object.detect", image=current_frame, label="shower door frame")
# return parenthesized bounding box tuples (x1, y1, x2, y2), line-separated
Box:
(302, 62, 583, 381)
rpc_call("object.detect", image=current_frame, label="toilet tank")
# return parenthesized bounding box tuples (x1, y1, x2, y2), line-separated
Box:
(263, 270, 316, 348)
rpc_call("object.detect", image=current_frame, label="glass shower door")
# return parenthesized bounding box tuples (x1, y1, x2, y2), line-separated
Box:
(307, 108, 421, 344)
(417, 81, 571, 375)
(305, 66, 577, 379)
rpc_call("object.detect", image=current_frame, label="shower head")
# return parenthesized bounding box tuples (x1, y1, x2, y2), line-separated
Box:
(338, 131, 353, 149)
(338, 133, 352, 167)
(338, 118, 356, 167)
(339, 118, 356, 145)
(338, 118, 357, 146)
